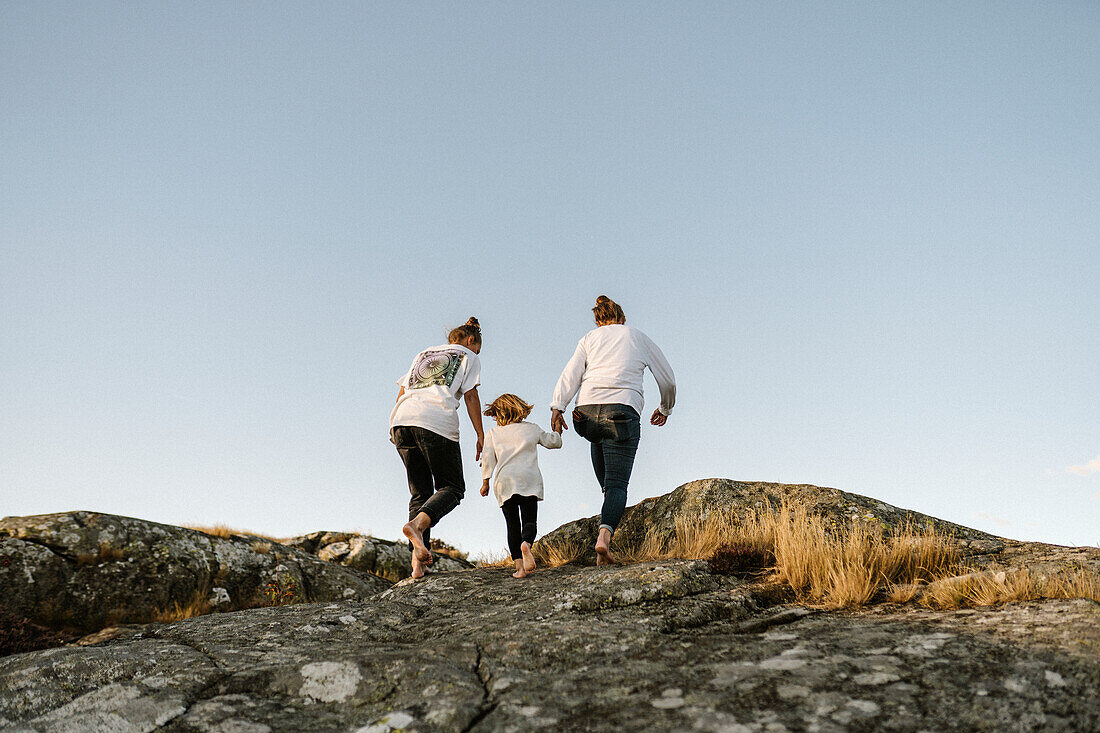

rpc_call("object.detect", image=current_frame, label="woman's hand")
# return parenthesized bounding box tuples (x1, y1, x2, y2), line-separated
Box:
(480, 480, 490, 497)
(650, 409, 668, 426)
(551, 409, 568, 433)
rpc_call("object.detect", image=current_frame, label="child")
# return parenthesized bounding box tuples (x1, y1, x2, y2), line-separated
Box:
(480, 393, 562, 578)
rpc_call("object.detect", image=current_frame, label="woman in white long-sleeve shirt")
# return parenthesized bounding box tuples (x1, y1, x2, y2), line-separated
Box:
(479, 393, 562, 578)
(550, 296, 676, 564)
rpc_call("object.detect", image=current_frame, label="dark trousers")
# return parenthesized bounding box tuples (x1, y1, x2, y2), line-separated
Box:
(391, 425, 466, 549)
(501, 494, 538, 560)
(571, 404, 641, 533)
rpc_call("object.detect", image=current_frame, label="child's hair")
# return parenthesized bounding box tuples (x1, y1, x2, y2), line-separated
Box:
(448, 316, 482, 346)
(483, 393, 533, 426)
(592, 295, 626, 325)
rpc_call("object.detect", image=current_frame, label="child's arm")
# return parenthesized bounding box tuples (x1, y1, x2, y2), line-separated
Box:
(539, 429, 563, 450)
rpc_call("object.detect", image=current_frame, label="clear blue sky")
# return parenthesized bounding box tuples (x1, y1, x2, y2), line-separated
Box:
(3, 2, 1097, 555)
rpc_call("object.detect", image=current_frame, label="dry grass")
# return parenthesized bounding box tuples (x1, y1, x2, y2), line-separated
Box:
(251, 541, 272, 554)
(429, 538, 469, 562)
(532, 535, 587, 568)
(472, 550, 514, 568)
(185, 524, 279, 541)
(919, 568, 1100, 609)
(602, 501, 960, 608)
(581, 500, 1100, 610)
(150, 591, 213, 623)
(76, 542, 128, 566)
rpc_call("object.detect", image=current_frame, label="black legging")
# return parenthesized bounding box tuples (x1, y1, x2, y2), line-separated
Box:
(501, 494, 538, 560)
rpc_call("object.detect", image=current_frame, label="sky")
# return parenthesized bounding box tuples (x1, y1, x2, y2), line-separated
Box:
(2, 2, 1097, 557)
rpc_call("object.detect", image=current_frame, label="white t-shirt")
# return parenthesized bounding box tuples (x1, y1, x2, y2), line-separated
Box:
(480, 421, 562, 506)
(550, 324, 676, 417)
(389, 344, 481, 442)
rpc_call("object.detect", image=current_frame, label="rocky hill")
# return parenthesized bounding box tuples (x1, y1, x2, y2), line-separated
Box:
(1, 480, 1098, 732)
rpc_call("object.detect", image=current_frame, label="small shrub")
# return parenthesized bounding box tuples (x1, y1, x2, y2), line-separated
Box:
(706, 543, 774, 576)
(263, 577, 299, 606)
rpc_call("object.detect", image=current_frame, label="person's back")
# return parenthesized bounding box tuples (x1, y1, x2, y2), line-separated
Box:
(483, 421, 561, 505)
(576, 324, 653, 406)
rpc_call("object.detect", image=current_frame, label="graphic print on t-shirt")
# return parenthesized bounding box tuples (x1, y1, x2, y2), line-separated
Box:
(409, 349, 464, 389)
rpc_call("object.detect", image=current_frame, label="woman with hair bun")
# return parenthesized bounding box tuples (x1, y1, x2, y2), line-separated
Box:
(550, 296, 676, 564)
(390, 317, 485, 578)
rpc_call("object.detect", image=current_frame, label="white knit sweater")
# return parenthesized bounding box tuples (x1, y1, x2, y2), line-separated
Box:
(480, 422, 562, 507)
(550, 324, 676, 416)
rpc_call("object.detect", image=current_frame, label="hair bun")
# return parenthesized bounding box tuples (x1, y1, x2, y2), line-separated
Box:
(596, 295, 611, 304)
(465, 316, 480, 331)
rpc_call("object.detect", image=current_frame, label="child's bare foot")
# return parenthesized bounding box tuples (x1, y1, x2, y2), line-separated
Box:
(520, 542, 536, 572)
(595, 527, 614, 565)
(402, 521, 432, 566)
(512, 559, 528, 579)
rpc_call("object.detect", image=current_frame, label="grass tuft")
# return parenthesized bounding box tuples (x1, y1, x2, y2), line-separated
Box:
(532, 535, 587, 567)
(583, 499, 1100, 610)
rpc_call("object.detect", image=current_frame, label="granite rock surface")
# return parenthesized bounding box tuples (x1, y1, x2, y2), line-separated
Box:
(282, 532, 472, 582)
(1, 558, 1098, 732)
(0, 512, 390, 631)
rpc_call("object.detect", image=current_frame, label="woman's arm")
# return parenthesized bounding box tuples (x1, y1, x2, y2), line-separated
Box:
(644, 335, 676, 424)
(549, 340, 587, 432)
(463, 387, 485, 460)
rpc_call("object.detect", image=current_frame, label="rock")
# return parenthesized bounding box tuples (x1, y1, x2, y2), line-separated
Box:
(539, 478, 1006, 564)
(0, 512, 391, 632)
(1, 560, 1097, 731)
(283, 531, 473, 581)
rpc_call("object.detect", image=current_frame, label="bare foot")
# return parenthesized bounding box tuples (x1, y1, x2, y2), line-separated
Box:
(402, 521, 431, 565)
(595, 528, 614, 565)
(520, 542, 536, 572)
(411, 553, 426, 579)
(512, 559, 528, 579)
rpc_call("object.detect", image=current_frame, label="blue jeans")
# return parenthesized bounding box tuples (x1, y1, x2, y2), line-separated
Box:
(571, 404, 640, 534)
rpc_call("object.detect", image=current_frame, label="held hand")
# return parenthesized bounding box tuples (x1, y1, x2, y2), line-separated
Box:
(650, 409, 668, 427)
(551, 409, 567, 433)
(475, 436, 484, 461)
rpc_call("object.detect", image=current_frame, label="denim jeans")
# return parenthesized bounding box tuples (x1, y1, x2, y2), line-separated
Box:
(571, 404, 640, 533)
(391, 425, 466, 549)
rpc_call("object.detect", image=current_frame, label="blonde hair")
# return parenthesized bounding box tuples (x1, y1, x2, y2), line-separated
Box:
(592, 295, 625, 325)
(483, 393, 533, 426)
(448, 316, 482, 346)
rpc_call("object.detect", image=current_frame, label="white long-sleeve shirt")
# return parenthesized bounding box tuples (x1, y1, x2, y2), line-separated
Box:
(550, 324, 676, 417)
(480, 422, 562, 507)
